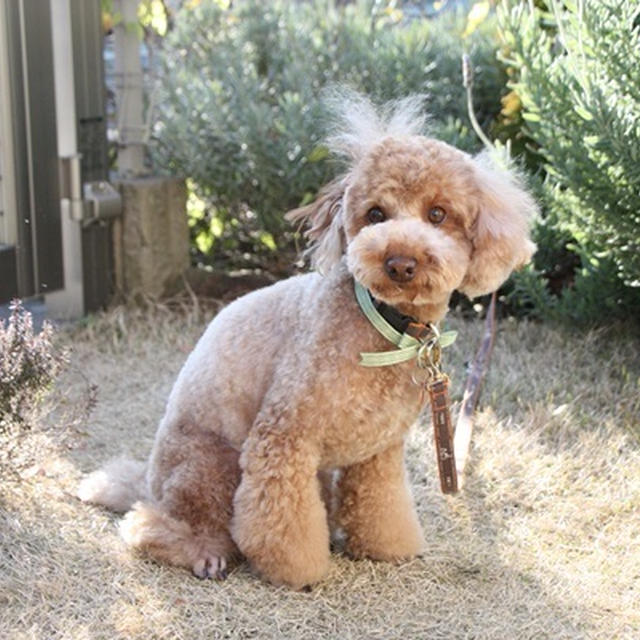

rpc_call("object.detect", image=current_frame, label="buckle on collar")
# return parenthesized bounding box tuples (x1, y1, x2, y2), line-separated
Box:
(405, 321, 434, 341)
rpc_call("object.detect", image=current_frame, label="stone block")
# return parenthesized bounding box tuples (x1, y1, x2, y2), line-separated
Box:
(114, 176, 188, 299)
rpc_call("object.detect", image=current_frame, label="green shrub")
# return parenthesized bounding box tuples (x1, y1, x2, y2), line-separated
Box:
(498, 0, 640, 324)
(151, 0, 506, 270)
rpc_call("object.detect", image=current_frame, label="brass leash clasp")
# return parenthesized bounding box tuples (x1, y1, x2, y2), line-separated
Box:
(409, 322, 442, 385)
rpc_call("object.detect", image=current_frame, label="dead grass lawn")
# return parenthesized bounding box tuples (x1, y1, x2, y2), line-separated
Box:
(1, 301, 639, 639)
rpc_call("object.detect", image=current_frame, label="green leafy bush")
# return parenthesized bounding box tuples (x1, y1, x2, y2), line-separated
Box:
(151, 0, 506, 270)
(499, 0, 640, 324)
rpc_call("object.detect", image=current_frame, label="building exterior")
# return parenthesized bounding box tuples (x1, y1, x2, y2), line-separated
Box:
(0, 0, 117, 316)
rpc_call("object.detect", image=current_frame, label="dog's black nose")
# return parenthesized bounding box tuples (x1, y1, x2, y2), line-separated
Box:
(384, 255, 417, 282)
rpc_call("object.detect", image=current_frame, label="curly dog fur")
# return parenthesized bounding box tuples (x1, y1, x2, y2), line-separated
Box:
(79, 94, 537, 589)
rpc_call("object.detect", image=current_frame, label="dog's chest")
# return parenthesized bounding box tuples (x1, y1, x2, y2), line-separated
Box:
(318, 368, 423, 467)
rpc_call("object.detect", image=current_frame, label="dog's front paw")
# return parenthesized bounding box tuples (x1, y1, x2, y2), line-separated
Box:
(344, 522, 425, 562)
(256, 550, 329, 590)
(232, 518, 330, 589)
(231, 482, 331, 589)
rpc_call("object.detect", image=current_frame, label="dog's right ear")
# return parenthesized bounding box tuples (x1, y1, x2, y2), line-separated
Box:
(285, 175, 349, 274)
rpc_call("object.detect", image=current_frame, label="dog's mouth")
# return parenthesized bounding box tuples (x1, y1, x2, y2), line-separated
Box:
(349, 256, 447, 307)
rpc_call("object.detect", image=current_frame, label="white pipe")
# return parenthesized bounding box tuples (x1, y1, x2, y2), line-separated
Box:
(46, 0, 84, 318)
(113, 0, 145, 176)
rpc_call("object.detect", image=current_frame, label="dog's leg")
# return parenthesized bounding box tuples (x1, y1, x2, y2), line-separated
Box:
(337, 441, 425, 561)
(120, 425, 241, 579)
(230, 422, 330, 589)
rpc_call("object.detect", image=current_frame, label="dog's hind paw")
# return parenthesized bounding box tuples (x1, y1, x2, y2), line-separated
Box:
(192, 555, 228, 581)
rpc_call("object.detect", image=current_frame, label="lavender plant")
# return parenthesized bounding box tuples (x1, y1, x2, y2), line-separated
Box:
(0, 300, 69, 435)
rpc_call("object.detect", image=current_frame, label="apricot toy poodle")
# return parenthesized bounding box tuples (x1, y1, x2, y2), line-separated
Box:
(79, 93, 537, 589)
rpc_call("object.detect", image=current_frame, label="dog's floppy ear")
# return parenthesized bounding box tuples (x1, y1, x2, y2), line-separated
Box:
(286, 175, 349, 274)
(458, 153, 538, 299)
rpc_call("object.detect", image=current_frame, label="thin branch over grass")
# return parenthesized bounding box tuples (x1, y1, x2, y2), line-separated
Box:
(454, 291, 497, 487)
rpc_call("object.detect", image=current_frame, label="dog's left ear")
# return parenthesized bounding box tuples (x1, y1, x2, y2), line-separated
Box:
(286, 175, 349, 274)
(458, 153, 538, 298)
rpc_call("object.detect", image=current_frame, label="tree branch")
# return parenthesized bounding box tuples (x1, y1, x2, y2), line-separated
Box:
(454, 291, 497, 488)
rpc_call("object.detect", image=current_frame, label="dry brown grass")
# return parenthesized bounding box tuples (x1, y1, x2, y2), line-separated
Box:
(1, 300, 638, 640)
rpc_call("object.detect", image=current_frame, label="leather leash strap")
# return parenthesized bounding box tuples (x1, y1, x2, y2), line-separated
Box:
(428, 376, 458, 494)
(405, 323, 458, 495)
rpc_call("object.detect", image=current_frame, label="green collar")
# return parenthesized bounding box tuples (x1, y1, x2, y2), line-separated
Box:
(354, 280, 457, 368)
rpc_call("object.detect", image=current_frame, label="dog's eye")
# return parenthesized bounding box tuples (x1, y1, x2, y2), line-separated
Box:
(366, 207, 386, 224)
(427, 206, 447, 225)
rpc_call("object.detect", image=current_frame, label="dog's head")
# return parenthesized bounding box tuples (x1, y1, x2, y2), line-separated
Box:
(287, 95, 537, 308)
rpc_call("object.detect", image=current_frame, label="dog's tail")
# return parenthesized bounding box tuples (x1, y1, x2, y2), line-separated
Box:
(78, 456, 148, 513)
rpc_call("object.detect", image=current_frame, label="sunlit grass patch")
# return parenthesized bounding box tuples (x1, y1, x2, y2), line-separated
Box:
(1, 305, 638, 639)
